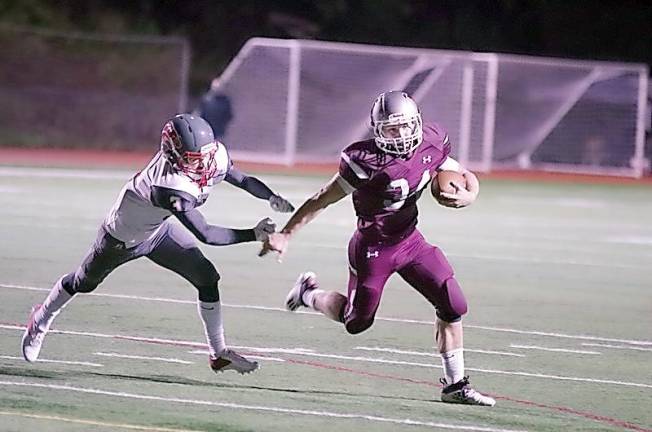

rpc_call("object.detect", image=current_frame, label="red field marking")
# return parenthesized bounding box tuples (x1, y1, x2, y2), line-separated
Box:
(1, 147, 651, 184)
(2, 320, 650, 431)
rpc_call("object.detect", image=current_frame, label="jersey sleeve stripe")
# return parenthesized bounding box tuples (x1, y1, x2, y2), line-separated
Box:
(443, 134, 450, 145)
(438, 156, 462, 172)
(340, 152, 369, 180)
(335, 174, 356, 194)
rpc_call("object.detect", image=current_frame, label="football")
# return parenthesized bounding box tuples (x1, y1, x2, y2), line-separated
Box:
(431, 170, 467, 199)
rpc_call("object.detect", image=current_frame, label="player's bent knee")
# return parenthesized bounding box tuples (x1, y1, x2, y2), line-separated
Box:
(72, 278, 100, 293)
(344, 315, 374, 334)
(436, 277, 467, 322)
(196, 261, 220, 287)
(196, 270, 221, 303)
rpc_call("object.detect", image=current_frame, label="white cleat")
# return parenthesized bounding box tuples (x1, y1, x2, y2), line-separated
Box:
(285, 272, 318, 311)
(440, 377, 496, 406)
(209, 349, 259, 375)
(21, 304, 46, 363)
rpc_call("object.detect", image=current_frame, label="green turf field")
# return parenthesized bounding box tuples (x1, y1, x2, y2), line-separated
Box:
(0, 166, 650, 432)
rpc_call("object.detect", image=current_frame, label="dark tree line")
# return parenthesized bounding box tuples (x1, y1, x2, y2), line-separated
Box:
(2, 0, 650, 93)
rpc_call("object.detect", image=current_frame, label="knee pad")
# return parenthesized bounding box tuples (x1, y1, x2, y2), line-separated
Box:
(344, 315, 374, 335)
(196, 270, 221, 303)
(66, 268, 101, 294)
(435, 277, 468, 323)
(61, 273, 77, 296)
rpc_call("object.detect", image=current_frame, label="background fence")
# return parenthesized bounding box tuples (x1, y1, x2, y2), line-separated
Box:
(0, 25, 190, 151)
(1, 29, 649, 177)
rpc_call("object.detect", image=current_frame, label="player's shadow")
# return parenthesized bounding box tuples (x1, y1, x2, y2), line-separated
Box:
(1, 367, 436, 403)
(86, 370, 435, 403)
(99, 372, 434, 403)
(0, 366, 59, 380)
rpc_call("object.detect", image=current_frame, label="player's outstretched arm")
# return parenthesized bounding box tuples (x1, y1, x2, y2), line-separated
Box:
(175, 209, 276, 245)
(259, 174, 348, 260)
(225, 167, 295, 213)
(152, 185, 276, 244)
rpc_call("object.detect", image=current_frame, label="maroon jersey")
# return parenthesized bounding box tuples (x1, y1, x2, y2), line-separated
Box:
(337, 123, 451, 243)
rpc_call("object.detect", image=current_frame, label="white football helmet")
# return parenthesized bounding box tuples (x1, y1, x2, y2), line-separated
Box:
(370, 91, 423, 155)
(371, 91, 423, 155)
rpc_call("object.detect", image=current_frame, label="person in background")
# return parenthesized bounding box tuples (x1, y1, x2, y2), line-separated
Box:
(195, 78, 233, 141)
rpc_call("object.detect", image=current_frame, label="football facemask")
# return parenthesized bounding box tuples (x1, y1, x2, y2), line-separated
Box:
(177, 143, 218, 187)
(371, 91, 423, 156)
(374, 116, 423, 155)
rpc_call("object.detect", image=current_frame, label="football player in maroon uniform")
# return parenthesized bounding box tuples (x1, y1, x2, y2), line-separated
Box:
(261, 91, 494, 406)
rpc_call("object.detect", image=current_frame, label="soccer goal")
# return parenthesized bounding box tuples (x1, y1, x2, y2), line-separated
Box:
(215, 37, 649, 177)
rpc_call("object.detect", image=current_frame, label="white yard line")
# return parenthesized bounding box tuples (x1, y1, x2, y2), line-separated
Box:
(355, 346, 526, 358)
(189, 350, 286, 362)
(0, 166, 132, 180)
(2, 282, 650, 346)
(510, 345, 601, 355)
(1, 324, 650, 389)
(582, 343, 652, 352)
(0, 410, 201, 432)
(0, 355, 103, 367)
(295, 243, 650, 269)
(94, 352, 194, 364)
(0, 380, 525, 432)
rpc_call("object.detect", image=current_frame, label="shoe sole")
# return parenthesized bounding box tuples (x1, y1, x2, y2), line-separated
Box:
(285, 272, 316, 311)
(21, 304, 43, 363)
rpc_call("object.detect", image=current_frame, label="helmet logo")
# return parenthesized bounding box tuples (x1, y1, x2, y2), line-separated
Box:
(162, 123, 183, 150)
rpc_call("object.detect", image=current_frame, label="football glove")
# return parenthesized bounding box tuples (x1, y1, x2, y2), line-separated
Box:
(253, 217, 276, 242)
(269, 194, 295, 213)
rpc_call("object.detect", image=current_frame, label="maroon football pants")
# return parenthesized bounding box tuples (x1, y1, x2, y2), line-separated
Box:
(344, 229, 467, 334)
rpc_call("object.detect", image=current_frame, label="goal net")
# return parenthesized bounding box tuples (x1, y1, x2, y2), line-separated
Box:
(214, 38, 648, 177)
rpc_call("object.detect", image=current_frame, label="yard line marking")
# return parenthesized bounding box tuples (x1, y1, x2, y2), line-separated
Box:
(190, 347, 315, 355)
(94, 352, 194, 364)
(463, 324, 652, 346)
(582, 343, 652, 352)
(3, 282, 651, 346)
(3, 323, 649, 389)
(0, 380, 525, 432)
(0, 354, 103, 367)
(0, 166, 131, 180)
(1, 325, 648, 432)
(0, 410, 202, 432)
(89, 330, 651, 390)
(510, 344, 600, 355)
(189, 350, 286, 362)
(245, 355, 285, 362)
(297, 242, 651, 270)
(355, 346, 526, 358)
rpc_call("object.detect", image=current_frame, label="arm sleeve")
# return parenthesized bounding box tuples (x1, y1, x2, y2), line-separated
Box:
(224, 166, 275, 200)
(174, 209, 256, 245)
(151, 186, 255, 245)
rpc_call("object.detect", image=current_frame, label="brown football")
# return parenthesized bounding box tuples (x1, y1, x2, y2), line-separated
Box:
(431, 170, 467, 199)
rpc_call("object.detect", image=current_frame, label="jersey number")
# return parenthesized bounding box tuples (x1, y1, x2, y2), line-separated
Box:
(383, 170, 431, 210)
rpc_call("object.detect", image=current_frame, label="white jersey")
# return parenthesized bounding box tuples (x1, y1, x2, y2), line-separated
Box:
(104, 144, 230, 247)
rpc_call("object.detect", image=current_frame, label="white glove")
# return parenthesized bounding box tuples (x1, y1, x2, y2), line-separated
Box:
(269, 194, 295, 213)
(253, 217, 276, 241)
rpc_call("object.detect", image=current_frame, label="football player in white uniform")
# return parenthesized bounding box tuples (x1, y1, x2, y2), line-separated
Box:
(21, 114, 294, 374)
